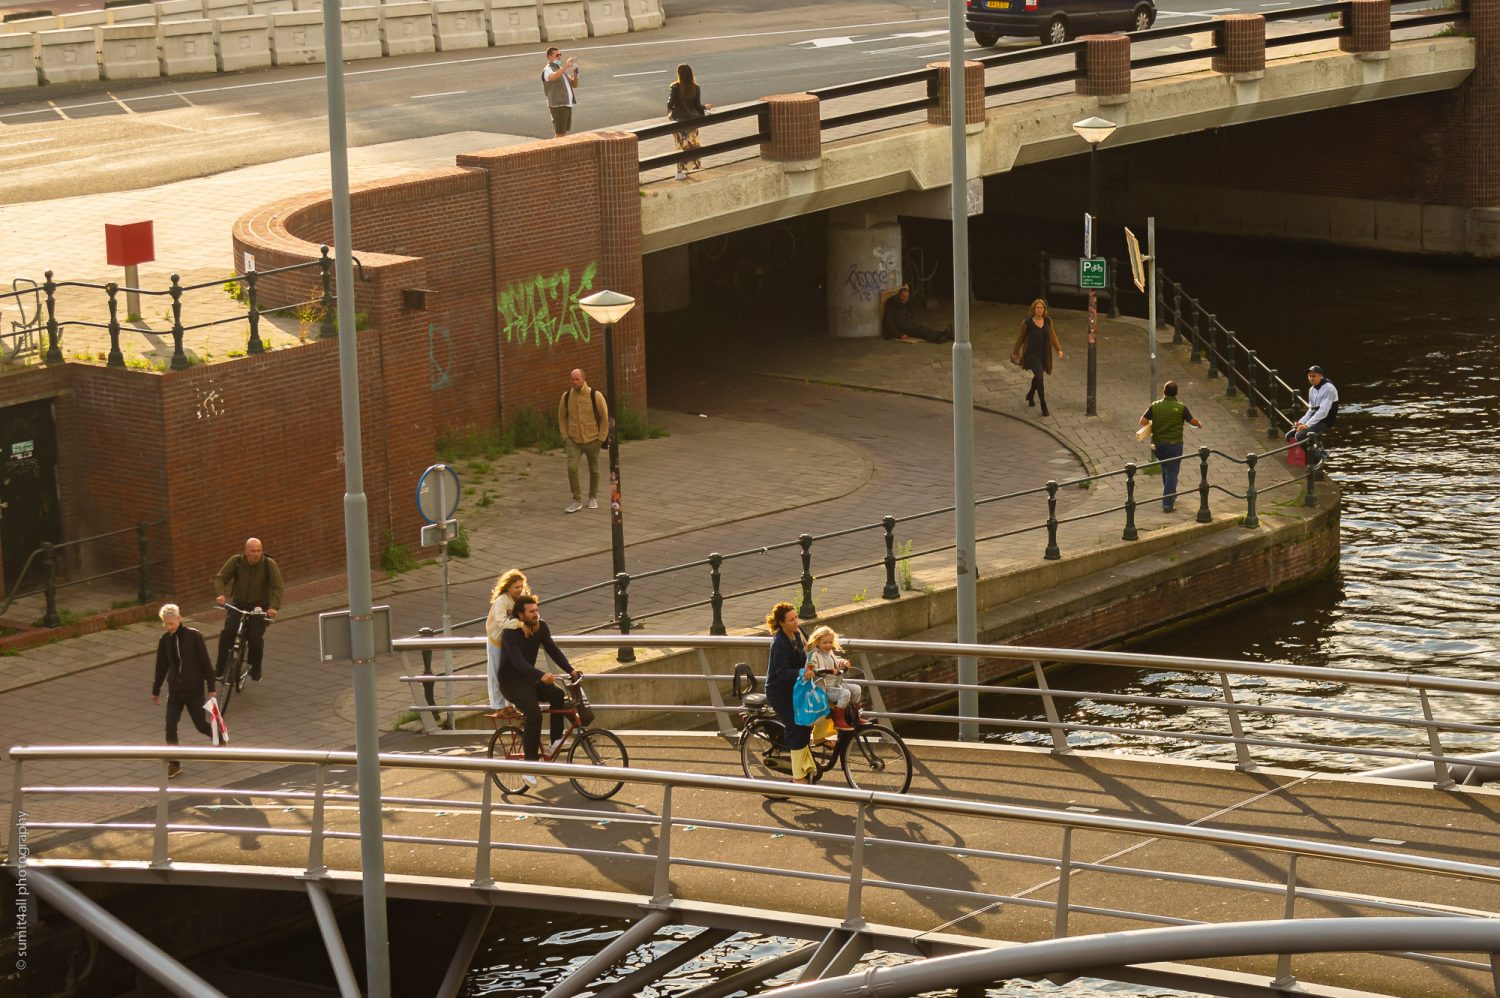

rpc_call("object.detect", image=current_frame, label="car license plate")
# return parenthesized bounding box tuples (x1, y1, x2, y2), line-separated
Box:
(987, 1, 1010, 7)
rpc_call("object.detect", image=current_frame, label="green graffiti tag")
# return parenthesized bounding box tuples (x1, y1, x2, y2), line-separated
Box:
(497, 262, 599, 350)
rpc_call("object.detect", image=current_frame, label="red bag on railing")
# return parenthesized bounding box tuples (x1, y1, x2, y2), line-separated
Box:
(1286, 443, 1307, 467)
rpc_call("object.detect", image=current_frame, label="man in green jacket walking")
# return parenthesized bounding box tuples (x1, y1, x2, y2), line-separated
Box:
(214, 537, 283, 681)
(1140, 381, 1203, 513)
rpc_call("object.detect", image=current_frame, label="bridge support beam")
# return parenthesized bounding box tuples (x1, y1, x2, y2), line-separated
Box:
(827, 208, 902, 338)
(436, 906, 493, 998)
(677, 943, 818, 998)
(590, 927, 733, 998)
(306, 881, 362, 998)
(543, 907, 672, 998)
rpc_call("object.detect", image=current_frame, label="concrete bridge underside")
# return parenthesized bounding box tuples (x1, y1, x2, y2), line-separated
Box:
(26, 736, 1500, 996)
(641, 37, 1476, 254)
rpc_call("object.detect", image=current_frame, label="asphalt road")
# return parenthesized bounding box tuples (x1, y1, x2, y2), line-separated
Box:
(0, 0, 1352, 204)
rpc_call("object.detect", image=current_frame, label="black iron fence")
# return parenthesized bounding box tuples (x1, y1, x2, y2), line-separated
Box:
(0, 249, 340, 371)
(627, 0, 1469, 174)
(0, 519, 166, 628)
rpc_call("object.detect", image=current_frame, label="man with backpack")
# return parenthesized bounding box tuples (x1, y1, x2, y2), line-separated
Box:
(1140, 381, 1204, 513)
(1288, 365, 1338, 466)
(557, 368, 610, 514)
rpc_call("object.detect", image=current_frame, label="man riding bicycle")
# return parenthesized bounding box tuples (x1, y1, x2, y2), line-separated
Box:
(494, 594, 580, 786)
(214, 537, 283, 682)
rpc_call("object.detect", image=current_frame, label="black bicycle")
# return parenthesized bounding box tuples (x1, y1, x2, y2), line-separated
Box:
(734, 665, 913, 793)
(215, 603, 270, 715)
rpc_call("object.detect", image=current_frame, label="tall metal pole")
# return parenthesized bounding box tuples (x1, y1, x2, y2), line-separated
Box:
(1147, 216, 1157, 404)
(948, 0, 978, 741)
(1086, 142, 1099, 417)
(602, 320, 634, 663)
(321, 2, 390, 993)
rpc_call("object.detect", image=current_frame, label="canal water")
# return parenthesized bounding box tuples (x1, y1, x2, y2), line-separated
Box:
(455, 235, 1500, 996)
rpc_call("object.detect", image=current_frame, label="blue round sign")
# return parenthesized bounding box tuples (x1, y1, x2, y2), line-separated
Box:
(416, 464, 462, 524)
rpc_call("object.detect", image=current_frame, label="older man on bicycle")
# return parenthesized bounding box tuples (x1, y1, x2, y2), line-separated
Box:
(214, 537, 283, 682)
(495, 594, 580, 785)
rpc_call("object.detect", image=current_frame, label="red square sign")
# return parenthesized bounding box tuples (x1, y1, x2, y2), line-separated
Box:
(105, 221, 155, 267)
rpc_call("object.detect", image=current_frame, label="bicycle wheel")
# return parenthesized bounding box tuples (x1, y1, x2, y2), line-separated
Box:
(487, 726, 530, 795)
(567, 728, 628, 800)
(842, 724, 913, 794)
(218, 642, 241, 714)
(739, 719, 790, 783)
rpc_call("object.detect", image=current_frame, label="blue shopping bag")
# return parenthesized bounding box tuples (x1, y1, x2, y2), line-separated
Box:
(793, 673, 829, 726)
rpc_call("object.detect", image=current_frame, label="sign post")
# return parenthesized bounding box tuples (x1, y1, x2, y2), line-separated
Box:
(1125, 222, 1157, 403)
(104, 221, 155, 322)
(418, 463, 461, 727)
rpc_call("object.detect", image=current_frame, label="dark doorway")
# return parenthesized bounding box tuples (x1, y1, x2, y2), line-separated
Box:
(0, 398, 62, 591)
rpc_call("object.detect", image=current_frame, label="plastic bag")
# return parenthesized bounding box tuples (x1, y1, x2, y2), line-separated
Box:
(793, 674, 829, 726)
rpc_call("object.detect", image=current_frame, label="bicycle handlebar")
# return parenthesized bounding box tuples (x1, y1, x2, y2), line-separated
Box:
(219, 602, 274, 621)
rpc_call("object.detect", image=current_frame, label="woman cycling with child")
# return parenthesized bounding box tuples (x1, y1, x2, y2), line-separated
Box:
(764, 602, 815, 784)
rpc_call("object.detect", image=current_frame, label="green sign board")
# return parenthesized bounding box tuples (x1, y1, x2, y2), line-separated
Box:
(1079, 257, 1107, 289)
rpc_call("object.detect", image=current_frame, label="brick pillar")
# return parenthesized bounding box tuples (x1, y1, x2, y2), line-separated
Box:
(1339, 0, 1390, 55)
(1463, 0, 1500, 206)
(759, 94, 821, 170)
(926, 60, 985, 128)
(1211, 14, 1265, 77)
(1075, 34, 1131, 101)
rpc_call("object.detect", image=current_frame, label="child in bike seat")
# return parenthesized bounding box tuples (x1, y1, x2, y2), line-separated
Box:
(806, 626, 861, 732)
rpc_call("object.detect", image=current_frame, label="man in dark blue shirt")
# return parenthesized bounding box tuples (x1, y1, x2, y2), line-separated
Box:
(494, 595, 581, 780)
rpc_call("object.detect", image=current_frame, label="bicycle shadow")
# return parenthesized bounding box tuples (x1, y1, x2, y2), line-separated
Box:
(504, 779, 660, 896)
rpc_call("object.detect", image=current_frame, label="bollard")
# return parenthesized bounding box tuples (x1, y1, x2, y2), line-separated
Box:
(41, 541, 61, 628)
(708, 553, 726, 637)
(106, 283, 125, 367)
(615, 572, 636, 663)
(137, 521, 152, 602)
(1244, 454, 1259, 529)
(1304, 433, 1319, 507)
(1123, 464, 1139, 541)
(246, 269, 264, 355)
(169, 274, 188, 370)
(1245, 351, 1259, 418)
(43, 271, 62, 365)
(1225, 335, 1237, 398)
(798, 534, 818, 620)
(319, 245, 336, 339)
(1196, 447, 1212, 523)
(1205, 314, 1220, 379)
(1172, 287, 1184, 344)
(1044, 481, 1061, 560)
(1265, 372, 1281, 440)
(882, 516, 900, 600)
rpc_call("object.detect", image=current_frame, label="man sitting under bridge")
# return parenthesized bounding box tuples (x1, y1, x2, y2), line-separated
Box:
(882, 285, 952, 343)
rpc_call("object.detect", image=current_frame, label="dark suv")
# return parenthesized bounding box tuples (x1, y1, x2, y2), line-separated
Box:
(965, 0, 1156, 46)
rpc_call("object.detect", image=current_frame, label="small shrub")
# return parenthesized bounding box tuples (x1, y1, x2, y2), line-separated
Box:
(896, 540, 916, 592)
(852, 588, 867, 603)
(478, 489, 495, 508)
(32, 608, 85, 628)
(109, 599, 138, 609)
(511, 406, 563, 450)
(224, 278, 247, 304)
(382, 532, 418, 574)
(616, 403, 669, 441)
(436, 426, 514, 464)
(446, 524, 471, 559)
(466, 460, 493, 477)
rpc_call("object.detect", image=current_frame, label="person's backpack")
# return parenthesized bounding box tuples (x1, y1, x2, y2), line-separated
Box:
(560, 388, 604, 429)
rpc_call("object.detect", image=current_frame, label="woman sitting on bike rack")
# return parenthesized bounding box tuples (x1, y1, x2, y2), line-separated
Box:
(496, 594, 581, 785)
(764, 602, 815, 784)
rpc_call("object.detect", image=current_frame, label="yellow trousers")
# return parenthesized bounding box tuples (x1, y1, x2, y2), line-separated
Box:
(790, 746, 816, 780)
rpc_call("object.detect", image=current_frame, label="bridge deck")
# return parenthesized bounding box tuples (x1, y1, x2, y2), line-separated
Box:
(26, 736, 1500, 996)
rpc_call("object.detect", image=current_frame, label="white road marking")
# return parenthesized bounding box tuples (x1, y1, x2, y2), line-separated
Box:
(614, 69, 668, 77)
(0, 14, 948, 121)
(411, 89, 468, 99)
(3, 137, 55, 147)
(109, 93, 136, 115)
(47, 100, 70, 121)
(204, 111, 262, 121)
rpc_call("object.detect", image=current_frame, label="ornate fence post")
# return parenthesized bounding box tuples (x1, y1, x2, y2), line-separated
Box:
(1224, 334, 1237, 397)
(1205, 314, 1220, 379)
(798, 534, 818, 620)
(1171, 286, 1184, 344)
(708, 553, 726, 636)
(1123, 464, 1139, 541)
(246, 269, 264, 355)
(106, 283, 125, 367)
(1196, 448, 1213, 523)
(1244, 454, 1259, 528)
(319, 245, 337, 339)
(42, 271, 62, 365)
(1044, 481, 1061, 560)
(168, 274, 188, 370)
(41, 541, 61, 628)
(882, 516, 900, 600)
(1188, 298, 1202, 363)
(1265, 371, 1281, 440)
(137, 521, 152, 602)
(615, 572, 635, 664)
(1245, 350, 1259, 417)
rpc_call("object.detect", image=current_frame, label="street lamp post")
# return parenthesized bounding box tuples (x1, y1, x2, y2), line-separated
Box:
(1072, 115, 1117, 418)
(578, 289, 637, 663)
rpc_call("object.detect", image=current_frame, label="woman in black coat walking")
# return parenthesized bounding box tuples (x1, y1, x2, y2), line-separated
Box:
(1010, 298, 1065, 417)
(667, 63, 712, 180)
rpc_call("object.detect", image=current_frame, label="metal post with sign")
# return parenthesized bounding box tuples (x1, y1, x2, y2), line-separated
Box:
(418, 463, 461, 727)
(1125, 221, 1156, 404)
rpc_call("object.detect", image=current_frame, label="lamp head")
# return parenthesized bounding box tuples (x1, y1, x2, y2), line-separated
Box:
(1072, 116, 1118, 147)
(579, 289, 637, 326)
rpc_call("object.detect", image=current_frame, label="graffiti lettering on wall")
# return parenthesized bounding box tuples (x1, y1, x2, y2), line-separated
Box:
(498, 262, 599, 350)
(428, 323, 452, 391)
(195, 385, 224, 421)
(842, 249, 899, 303)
